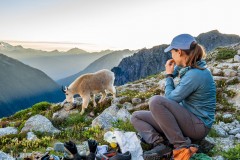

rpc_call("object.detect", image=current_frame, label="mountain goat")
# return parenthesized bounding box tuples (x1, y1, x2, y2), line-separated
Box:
(62, 69, 116, 115)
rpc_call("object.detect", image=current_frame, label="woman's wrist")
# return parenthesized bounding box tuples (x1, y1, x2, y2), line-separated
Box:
(165, 74, 173, 78)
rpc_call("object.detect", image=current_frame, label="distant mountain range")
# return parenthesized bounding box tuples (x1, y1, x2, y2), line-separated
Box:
(112, 30, 240, 85)
(0, 42, 113, 80)
(0, 53, 65, 117)
(57, 49, 136, 86)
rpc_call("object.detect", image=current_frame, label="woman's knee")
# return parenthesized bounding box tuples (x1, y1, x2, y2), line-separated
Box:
(130, 111, 141, 124)
(149, 95, 165, 111)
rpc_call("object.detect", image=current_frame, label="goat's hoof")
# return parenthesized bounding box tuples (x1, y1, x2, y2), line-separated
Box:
(89, 111, 95, 117)
(80, 111, 85, 115)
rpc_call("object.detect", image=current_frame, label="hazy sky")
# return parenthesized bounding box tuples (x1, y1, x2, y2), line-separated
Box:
(0, 0, 239, 51)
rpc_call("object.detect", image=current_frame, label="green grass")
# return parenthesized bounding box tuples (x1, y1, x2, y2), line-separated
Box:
(112, 119, 136, 132)
(32, 102, 51, 113)
(118, 88, 162, 100)
(222, 144, 240, 160)
(208, 128, 219, 138)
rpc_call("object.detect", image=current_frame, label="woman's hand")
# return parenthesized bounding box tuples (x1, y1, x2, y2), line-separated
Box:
(165, 59, 175, 74)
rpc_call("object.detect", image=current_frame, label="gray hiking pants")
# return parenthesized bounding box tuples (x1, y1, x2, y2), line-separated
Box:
(131, 95, 210, 147)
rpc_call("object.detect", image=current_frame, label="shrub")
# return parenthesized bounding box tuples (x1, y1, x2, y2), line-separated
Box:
(216, 48, 237, 60)
(32, 101, 51, 114)
(10, 108, 32, 120)
(112, 119, 136, 132)
(82, 126, 106, 145)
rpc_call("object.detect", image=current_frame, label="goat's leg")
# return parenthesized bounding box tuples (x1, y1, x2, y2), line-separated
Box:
(80, 95, 90, 115)
(98, 92, 106, 103)
(92, 94, 97, 107)
(61, 99, 67, 107)
(108, 85, 116, 98)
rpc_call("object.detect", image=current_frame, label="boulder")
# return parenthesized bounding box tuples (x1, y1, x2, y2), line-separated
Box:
(0, 151, 15, 160)
(223, 69, 237, 77)
(27, 131, 38, 141)
(116, 108, 131, 121)
(213, 76, 228, 81)
(212, 68, 223, 76)
(52, 108, 79, 119)
(213, 125, 228, 137)
(132, 98, 142, 105)
(123, 102, 134, 110)
(21, 114, 60, 134)
(54, 142, 65, 152)
(0, 127, 18, 137)
(212, 156, 225, 160)
(229, 128, 240, 135)
(158, 79, 165, 91)
(92, 105, 131, 129)
(234, 54, 240, 62)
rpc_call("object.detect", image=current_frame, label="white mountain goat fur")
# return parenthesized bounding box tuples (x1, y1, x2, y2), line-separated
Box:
(63, 69, 116, 115)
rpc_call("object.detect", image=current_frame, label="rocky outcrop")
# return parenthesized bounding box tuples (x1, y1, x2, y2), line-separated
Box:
(112, 45, 171, 85)
(21, 114, 60, 134)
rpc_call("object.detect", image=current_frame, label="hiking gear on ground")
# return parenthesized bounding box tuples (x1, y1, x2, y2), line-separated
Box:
(88, 139, 98, 153)
(97, 145, 109, 155)
(64, 141, 78, 155)
(190, 153, 212, 160)
(109, 151, 131, 160)
(143, 143, 172, 160)
(172, 144, 198, 160)
(96, 150, 117, 160)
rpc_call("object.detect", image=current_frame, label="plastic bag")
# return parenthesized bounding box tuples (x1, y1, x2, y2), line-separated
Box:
(114, 131, 144, 160)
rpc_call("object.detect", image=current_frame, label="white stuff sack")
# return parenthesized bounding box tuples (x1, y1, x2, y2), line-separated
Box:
(114, 131, 144, 160)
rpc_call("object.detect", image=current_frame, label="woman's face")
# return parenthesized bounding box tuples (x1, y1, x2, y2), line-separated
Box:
(171, 49, 181, 65)
(171, 49, 188, 67)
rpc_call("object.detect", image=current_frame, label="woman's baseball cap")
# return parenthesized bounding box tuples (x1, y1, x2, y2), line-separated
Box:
(164, 34, 197, 53)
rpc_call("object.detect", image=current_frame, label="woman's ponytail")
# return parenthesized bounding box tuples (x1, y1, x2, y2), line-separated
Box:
(183, 42, 206, 70)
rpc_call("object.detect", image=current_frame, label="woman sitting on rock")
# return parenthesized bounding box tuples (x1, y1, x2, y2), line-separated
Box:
(131, 34, 216, 159)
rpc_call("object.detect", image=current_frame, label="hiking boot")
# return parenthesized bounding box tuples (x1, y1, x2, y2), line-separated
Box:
(143, 144, 172, 160)
(109, 151, 131, 160)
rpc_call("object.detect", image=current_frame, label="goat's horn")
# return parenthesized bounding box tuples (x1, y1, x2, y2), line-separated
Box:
(62, 86, 66, 93)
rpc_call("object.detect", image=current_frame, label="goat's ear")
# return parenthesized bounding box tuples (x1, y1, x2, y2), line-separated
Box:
(62, 86, 66, 93)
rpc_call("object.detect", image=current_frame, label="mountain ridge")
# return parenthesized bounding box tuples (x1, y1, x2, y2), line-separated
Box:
(0, 53, 65, 117)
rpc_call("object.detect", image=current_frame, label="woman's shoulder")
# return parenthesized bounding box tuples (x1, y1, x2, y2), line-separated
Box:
(187, 67, 213, 79)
